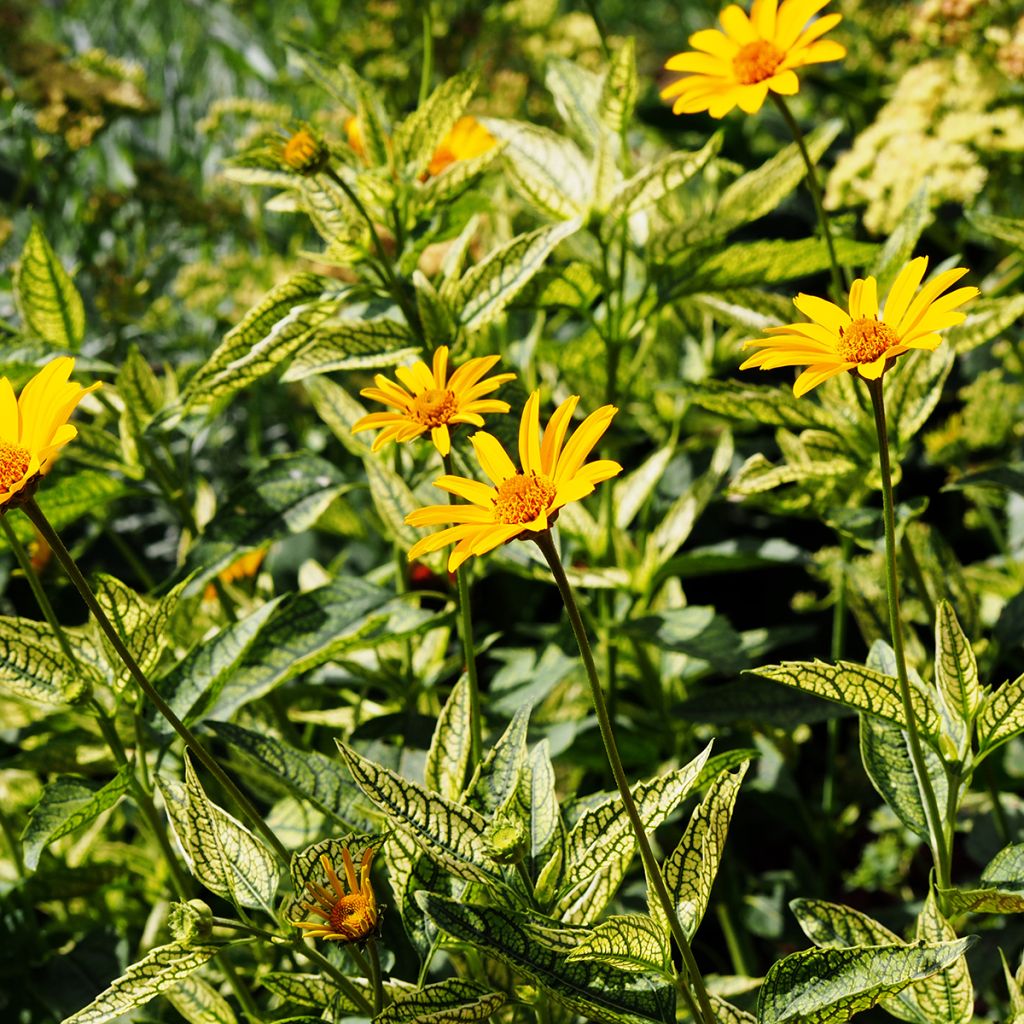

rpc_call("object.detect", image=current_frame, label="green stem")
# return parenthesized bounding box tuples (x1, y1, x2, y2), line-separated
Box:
(533, 530, 715, 1024)
(22, 499, 291, 870)
(822, 532, 852, 817)
(772, 94, 847, 301)
(367, 939, 385, 1013)
(866, 380, 950, 893)
(441, 452, 482, 769)
(418, 6, 433, 108)
(294, 940, 375, 1015)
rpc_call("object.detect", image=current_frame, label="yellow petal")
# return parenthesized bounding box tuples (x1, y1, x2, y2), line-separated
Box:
(0, 378, 18, 441)
(881, 256, 928, 328)
(719, 4, 758, 44)
(687, 28, 739, 60)
(793, 293, 851, 332)
(767, 69, 800, 94)
(432, 346, 450, 388)
(775, 0, 832, 50)
(895, 267, 970, 337)
(471, 432, 517, 486)
(737, 82, 770, 114)
(518, 391, 542, 474)
(856, 354, 889, 380)
(540, 395, 579, 474)
(664, 52, 730, 75)
(431, 425, 451, 455)
(433, 474, 497, 508)
(790, 38, 846, 66)
(792, 361, 850, 396)
(751, 0, 779, 38)
(555, 405, 617, 483)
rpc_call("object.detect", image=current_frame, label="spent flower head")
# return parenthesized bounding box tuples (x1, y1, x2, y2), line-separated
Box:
(740, 257, 977, 396)
(0, 357, 100, 512)
(352, 345, 514, 457)
(405, 391, 621, 572)
(661, 0, 846, 119)
(292, 848, 379, 943)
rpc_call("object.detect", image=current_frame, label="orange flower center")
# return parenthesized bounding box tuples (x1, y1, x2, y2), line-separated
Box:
(493, 472, 557, 525)
(837, 317, 901, 364)
(328, 893, 376, 941)
(282, 129, 325, 173)
(0, 439, 30, 491)
(732, 40, 785, 84)
(412, 388, 457, 427)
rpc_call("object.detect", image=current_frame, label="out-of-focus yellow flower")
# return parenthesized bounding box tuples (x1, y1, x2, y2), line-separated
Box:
(203, 548, 266, 602)
(345, 115, 366, 159)
(425, 116, 497, 177)
(661, 0, 846, 119)
(292, 848, 379, 943)
(352, 346, 514, 457)
(280, 128, 329, 174)
(740, 257, 977, 396)
(406, 391, 621, 572)
(0, 358, 99, 511)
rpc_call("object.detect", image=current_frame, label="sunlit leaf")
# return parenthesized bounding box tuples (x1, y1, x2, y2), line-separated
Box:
(374, 978, 505, 1023)
(565, 915, 670, 974)
(15, 223, 85, 349)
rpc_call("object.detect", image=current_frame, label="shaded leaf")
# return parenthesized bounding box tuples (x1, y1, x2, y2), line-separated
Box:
(375, 979, 505, 1023)
(425, 675, 473, 803)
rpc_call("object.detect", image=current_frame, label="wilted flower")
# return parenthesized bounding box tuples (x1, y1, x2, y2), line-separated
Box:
(661, 0, 846, 119)
(406, 391, 621, 571)
(740, 257, 977, 396)
(0, 357, 100, 512)
(352, 346, 514, 457)
(292, 849, 379, 943)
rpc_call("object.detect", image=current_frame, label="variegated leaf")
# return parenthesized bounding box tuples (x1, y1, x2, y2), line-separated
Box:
(425, 675, 473, 802)
(465, 703, 530, 815)
(0, 616, 88, 705)
(935, 601, 980, 740)
(259, 972, 333, 1008)
(282, 833, 380, 923)
(908, 891, 973, 1024)
(374, 978, 505, 1023)
(393, 69, 479, 179)
(597, 38, 637, 138)
(976, 672, 1024, 755)
(282, 318, 418, 381)
(60, 943, 221, 1024)
(514, 739, 563, 876)
(165, 974, 237, 1024)
(565, 914, 670, 974)
(15, 222, 85, 348)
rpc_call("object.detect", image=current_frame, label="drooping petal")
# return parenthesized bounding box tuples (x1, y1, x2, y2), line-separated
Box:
(431, 425, 451, 455)
(737, 82, 771, 113)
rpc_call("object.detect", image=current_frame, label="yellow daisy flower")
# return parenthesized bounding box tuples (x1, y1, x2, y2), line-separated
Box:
(740, 257, 978, 397)
(344, 115, 366, 160)
(661, 0, 846, 119)
(351, 346, 514, 457)
(292, 848, 379, 943)
(279, 127, 328, 175)
(405, 391, 622, 572)
(0, 357, 100, 512)
(425, 116, 497, 177)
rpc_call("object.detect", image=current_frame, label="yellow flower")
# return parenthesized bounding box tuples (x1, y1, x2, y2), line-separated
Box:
(351, 346, 514, 457)
(405, 391, 622, 572)
(280, 128, 328, 174)
(345, 115, 366, 159)
(740, 257, 978, 396)
(425, 116, 497, 177)
(292, 848, 379, 943)
(0, 357, 100, 511)
(203, 547, 266, 602)
(661, 0, 846, 119)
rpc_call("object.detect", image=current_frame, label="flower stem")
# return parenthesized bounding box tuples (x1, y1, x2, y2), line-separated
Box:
(771, 94, 847, 301)
(294, 940, 375, 1015)
(21, 499, 292, 870)
(533, 530, 715, 1024)
(441, 453, 482, 768)
(367, 938, 385, 1013)
(866, 379, 950, 892)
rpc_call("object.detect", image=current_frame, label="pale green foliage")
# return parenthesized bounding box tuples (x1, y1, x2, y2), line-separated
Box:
(14, 223, 86, 350)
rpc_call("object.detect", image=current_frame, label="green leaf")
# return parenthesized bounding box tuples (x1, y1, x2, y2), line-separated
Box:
(565, 915, 670, 974)
(259, 972, 333, 1009)
(945, 293, 1024, 355)
(483, 119, 589, 219)
(365, 454, 422, 548)
(624, 608, 746, 675)
(598, 38, 637, 138)
(686, 379, 842, 432)
(872, 185, 930, 293)
(180, 453, 346, 591)
(206, 721, 376, 830)
(757, 940, 974, 1024)
(374, 979, 506, 1023)
(975, 671, 1024, 756)
(664, 761, 748, 939)
(455, 219, 580, 333)
(747, 661, 941, 739)
(412, 270, 457, 349)
(15, 223, 86, 349)
(117, 344, 165, 434)
(555, 745, 712, 924)
(514, 739, 563, 877)
(0, 616, 88, 705)
(966, 210, 1024, 249)
(937, 887, 1024, 914)
(337, 742, 508, 889)
(59, 942, 221, 1024)
(466, 704, 530, 816)
(886, 347, 954, 452)
(282, 318, 418, 382)
(159, 757, 279, 911)
(297, 173, 361, 247)
(418, 894, 675, 1024)
(709, 994, 757, 1024)
(165, 975, 238, 1024)
(910, 891, 973, 1024)
(183, 273, 330, 408)
(791, 898, 900, 949)
(425, 676, 473, 803)
(934, 599, 981, 746)
(22, 766, 133, 870)
(385, 823, 451, 956)
(983, 842, 1024, 885)
(393, 69, 479, 179)
(418, 144, 505, 206)
(544, 58, 602, 143)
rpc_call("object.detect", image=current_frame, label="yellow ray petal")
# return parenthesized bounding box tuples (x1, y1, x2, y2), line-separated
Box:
(471, 432, 517, 486)
(737, 82, 770, 114)
(793, 293, 851, 332)
(719, 4, 758, 44)
(880, 256, 928, 328)
(767, 69, 800, 94)
(555, 405, 617, 483)
(0, 378, 18, 441)
(687, 28, 739, 60)
(433, 475, 497, 508)
(664, 52, 730, 74)
(518, 392, 542, 474)
(432, 346, 450, 388)
(775, 0, 832, 50)
(751, 0, 779, 38)
(431, 425, 451, 455)
(793, 361, 851, 396)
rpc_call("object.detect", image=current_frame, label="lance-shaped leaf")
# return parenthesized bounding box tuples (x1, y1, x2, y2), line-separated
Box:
(465, 703, 530, 815)
(374, 978, 506, 1023)
(565, 915, 670, 975)
(757, 940, 974, 1024)
(747, 661, 941, 741)
(297, 173, 362, 246)
(598, 38, 637, 138)
(454, 219, 580, 333)
(886, 346, 954, 454)
(872, 184, 930, 293)
(664, 761, 749, 939)
(260, 972, 333, 1009)
(159, 758, 279, 911)
(555, 745, 712, 924)
(418, 893, 675, 1024)
(183, 273, 331, 408)
(393, 69, 479, 178)
(179, 453, 346, 591)
(514, 739, 563, 876)
(860, 715, 948, 844)
(205, 721, 377, 830)
(365, 454, 422, 548)
(687, 379, 842, 432)
(909, 891, 973, 1024)
(337, 742, 507, 889)
(708, 994, 757, 1024)
(933, 599, 981, 747)
(282, 318, 418, 382)
(425, 675, 473, 803)
(545, 57, 602, 143)
(165, 975, 237, 1024)
(117, 343, 164, 435)
(482, 119, 589, 220)
(975, 672, 1024, 756)
(60, 942, 221, 1024)
(15, 222, 85, 349)
(385, 822, 451, 956)
(937, 842, 1024, 915)
(945, 294, 1024, 355)
(0, 616, 88, 705)
(22, 766, 133, 870)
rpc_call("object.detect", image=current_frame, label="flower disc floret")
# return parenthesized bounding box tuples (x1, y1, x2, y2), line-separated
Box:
(281, 128, 328, 175)
(352, 346, 514, 457)
(0, 440, 30, 492)
(405, 391, 622, 572)
(740, 256, 978, 397)
(661, 0, 847, 119)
